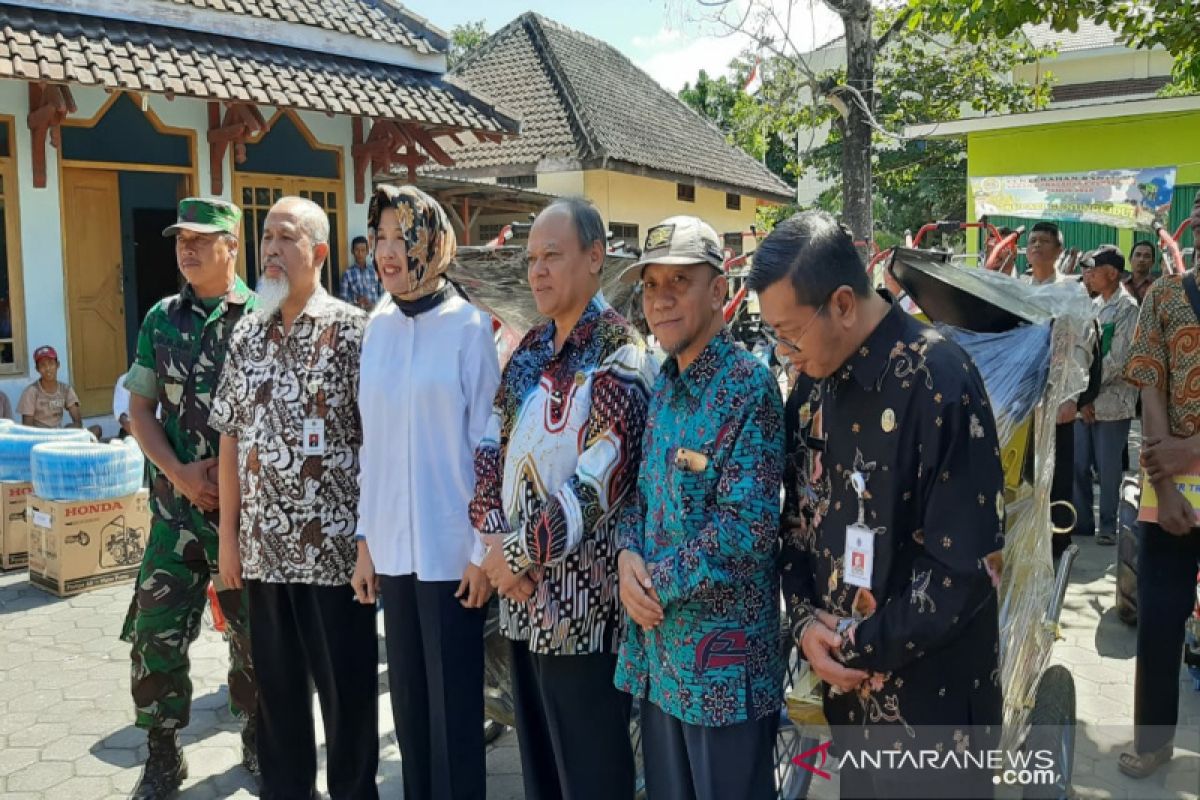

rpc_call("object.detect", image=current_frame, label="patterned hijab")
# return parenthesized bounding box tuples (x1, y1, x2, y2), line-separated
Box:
(367, 184, 457, 302)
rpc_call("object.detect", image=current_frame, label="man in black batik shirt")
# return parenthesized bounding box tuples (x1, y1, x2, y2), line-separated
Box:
(749, 212, 1006, 800)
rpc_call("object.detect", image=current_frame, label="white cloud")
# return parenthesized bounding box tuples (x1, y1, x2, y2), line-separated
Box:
(634, 32, 750, 91)
(629, 1, 844, 92)
(631, 27, 684, 49)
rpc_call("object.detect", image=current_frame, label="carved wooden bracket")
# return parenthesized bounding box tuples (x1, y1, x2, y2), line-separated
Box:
(207, 102, 267, 195)
(27, 83, 76, 188)
(352, 118, 457, 200)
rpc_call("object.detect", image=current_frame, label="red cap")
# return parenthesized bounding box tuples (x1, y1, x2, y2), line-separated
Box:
(33, 345, 58, 365)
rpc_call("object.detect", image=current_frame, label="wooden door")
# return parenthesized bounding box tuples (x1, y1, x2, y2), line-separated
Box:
(62, 169, 126, 415)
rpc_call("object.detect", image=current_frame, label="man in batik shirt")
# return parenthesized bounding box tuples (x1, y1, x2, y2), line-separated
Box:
(211, 197, 377, 800)
(751, 212, 1005, 800)
(1118, 191, 1200, 780)
(613, 216, 786, 800)
(471, 198, 656, 800)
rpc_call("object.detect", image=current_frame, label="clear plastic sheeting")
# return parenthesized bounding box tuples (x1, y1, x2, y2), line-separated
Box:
(448, 246, 641, 339)
(908, 266, 1098, 754)
(938, 322, 1051, 449)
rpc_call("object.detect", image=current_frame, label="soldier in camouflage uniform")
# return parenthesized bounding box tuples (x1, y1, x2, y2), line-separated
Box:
(119, 197, 259, 800)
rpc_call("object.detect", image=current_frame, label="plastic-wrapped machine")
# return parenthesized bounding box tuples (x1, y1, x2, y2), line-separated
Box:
(891, 249, 1095, 753)
(0, 426, 97, 481)
(448, 248, 640, 340)
(31, 438, 145, 501)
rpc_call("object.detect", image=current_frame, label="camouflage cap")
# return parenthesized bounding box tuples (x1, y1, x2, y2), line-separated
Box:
(162, 197, 242, 237)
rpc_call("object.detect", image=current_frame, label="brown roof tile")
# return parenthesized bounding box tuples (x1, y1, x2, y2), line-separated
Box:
(442, 13, 792, 202)
(1, 7, 518, 137)
(146, 0, 440, 52)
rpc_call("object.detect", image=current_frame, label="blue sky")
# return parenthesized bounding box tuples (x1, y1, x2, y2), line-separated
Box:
(405, 0, 843, 91)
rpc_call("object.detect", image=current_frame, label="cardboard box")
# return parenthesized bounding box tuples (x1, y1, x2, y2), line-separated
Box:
(0, 481, 33, 570)
(27, 489, 149, 597)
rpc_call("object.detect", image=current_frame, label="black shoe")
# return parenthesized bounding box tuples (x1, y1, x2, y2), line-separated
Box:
(130, 729, 188, 799)
(241, 715, 261, 784)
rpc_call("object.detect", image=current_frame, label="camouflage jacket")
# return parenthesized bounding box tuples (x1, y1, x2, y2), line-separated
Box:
(125, 277, 257, 529)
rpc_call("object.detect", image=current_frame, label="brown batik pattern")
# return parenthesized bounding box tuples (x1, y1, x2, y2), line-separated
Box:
(210, 288, 366, 586)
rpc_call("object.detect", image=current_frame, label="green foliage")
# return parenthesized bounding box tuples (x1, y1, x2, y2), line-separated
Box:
(449, 20, 489, 69)
(679, 8, 1052, 239)
(908, 0, 1200, 93)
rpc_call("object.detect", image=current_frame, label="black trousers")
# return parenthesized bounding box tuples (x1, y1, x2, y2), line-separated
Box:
(509, 639, 636, 800)
(641, 700, 778, 800)
(1134, 523, 1200, 753)
(380, 574, 486, 800)
(247, 580, 379, 800)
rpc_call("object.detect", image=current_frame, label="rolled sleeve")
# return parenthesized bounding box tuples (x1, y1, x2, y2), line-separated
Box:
(124, 364, 159, 400)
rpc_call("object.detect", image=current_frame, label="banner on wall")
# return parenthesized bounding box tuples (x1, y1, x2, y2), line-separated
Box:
(970, 166, 1176, 230)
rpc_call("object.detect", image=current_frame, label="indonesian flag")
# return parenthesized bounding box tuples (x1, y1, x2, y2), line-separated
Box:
(743, 56, 763, 95)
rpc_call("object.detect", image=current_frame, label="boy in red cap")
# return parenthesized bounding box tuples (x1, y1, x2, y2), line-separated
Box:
(16, 346, 85, 429)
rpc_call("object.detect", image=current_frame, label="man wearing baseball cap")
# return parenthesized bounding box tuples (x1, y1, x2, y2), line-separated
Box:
(119, 197, 260, 799)
(16, 345, 85, 429)
(1076, 245, 1140, 546)
(614, 216, 786, 798)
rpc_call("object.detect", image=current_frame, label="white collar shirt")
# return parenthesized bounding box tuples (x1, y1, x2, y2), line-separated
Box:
(356, 294, 501, 580)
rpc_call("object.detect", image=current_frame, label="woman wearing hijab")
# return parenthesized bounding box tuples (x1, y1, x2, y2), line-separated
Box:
(351, 185, 501, 800)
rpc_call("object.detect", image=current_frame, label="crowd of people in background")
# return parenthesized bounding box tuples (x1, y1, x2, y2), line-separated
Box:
(90, 184, 1200, 800)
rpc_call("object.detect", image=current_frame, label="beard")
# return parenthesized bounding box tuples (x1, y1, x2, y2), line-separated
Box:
(257, 272, 291, 316)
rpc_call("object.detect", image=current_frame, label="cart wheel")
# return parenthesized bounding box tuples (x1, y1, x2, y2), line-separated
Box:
(773, 712, 817, 800)
(1021, 665, 1076, 800)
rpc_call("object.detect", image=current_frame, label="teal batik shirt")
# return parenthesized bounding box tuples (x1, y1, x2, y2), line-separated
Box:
(614, 328, 786, 727)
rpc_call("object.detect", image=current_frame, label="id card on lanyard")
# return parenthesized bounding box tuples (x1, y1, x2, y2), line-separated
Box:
(843, 470, 874, 589)
(302, 379, 326, 457)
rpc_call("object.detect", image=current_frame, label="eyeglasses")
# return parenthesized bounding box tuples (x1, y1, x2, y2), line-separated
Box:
(761, 302, 826, 354)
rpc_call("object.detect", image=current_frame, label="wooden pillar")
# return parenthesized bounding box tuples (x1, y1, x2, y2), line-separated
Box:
(460, 198, 471, 244)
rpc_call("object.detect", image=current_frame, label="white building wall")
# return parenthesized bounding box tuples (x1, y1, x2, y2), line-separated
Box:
(0, 80, 364, 428)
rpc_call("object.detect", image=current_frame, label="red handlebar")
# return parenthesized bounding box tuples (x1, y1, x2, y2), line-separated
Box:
(1156, 222, 1188, 275)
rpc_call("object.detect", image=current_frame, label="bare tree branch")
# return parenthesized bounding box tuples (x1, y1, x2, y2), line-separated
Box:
(875, 7, 914, 51)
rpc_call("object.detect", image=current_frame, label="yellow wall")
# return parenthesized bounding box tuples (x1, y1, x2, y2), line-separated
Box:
(469, 168, 763, 247)
(581, 169, 759, 240)
(536, 171, 585, 196)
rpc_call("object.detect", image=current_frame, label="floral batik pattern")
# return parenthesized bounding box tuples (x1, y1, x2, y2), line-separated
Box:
(780, 299, 1005, 753)
(613, 328, 786, 727)
(469, 294, 656, 655)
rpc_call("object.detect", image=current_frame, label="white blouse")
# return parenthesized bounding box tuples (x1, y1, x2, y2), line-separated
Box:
(356, 294, 501, 580)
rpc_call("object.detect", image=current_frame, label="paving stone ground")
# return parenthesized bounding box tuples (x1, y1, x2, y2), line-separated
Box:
(0, 537, 1197, 799)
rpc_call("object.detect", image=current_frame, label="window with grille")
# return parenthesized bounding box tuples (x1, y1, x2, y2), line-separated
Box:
(609, 222, 639, 249)
(723, 232, 743, 257)
(726, 193, 741, 210)
(677, 183, 695, 202)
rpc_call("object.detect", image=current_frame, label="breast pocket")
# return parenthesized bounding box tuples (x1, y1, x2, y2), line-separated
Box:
(670, 442, 718, 525)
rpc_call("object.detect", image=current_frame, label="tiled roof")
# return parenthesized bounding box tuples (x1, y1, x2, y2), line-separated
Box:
(1021, 20, 1123, 53)
(0, 7, 517, 135)
(443, 13, 793, 202)
(148, 0, 441, 51)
